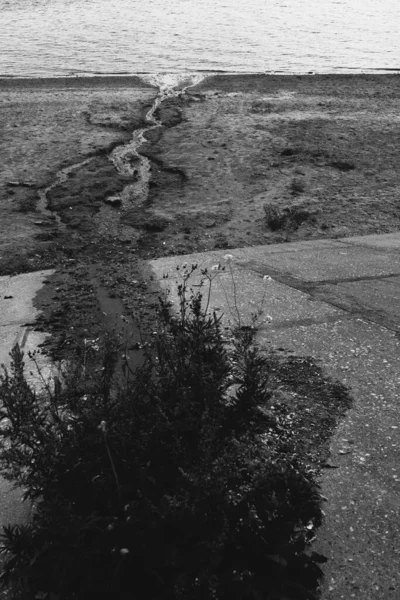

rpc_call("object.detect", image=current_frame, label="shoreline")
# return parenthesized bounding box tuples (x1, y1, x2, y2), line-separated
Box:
(1, 71, 400, 89)
(0, 75, 157, 89)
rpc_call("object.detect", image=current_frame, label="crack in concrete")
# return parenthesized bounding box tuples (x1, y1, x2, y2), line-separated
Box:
(236, 259, 400, 334)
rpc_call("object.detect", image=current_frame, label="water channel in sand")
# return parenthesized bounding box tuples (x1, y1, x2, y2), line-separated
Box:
(37, 158, 94, 233)
(91, 74, 208, 360)
(38, 74, 207, 354)
(95, 73, 207, 238)
(35, 73, 206, 240)
(110, 73, 206, 207)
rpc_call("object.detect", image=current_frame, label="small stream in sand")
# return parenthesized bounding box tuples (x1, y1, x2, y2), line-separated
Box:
(34, 74, 207, 353)
(91, 73, 207, 360)
(56, 73, 206, 363)
(93, 73, 207, 238)
(37, 158, 94, 232)
(109, 73, 206, 209)
(37, 72, 206, 238)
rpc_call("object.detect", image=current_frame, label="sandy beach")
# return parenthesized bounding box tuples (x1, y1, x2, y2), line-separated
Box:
(1, 73, 400, 349)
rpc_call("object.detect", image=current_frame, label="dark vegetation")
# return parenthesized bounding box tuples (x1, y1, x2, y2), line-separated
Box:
(0, 268, 351, 599)
(263, 203, 318, 233)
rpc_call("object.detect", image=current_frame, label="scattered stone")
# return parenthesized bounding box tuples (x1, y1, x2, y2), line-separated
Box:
(34, 220, 53, 227)
(104, 196, 122, 207)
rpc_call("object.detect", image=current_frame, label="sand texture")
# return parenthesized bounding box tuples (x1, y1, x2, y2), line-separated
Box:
(0, 73, 399, 348)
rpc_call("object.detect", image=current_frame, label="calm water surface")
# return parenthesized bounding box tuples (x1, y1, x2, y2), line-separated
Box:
(1, 0, 400, 77)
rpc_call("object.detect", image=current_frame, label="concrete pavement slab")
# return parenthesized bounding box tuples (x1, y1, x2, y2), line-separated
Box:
(314, 276, 400, 333)
(236, 245, 400, 283)
(341, 232, 400, 252)
(232, 238, 350, 257)
(149, 233, 400, 600)
(0, 269, 54, 534)
(151, 254, 348, 330)
(0, 269, 54, 367)
(258, 318, 400, 600)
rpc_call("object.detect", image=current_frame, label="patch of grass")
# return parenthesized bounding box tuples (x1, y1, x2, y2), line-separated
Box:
(263, 203, 288, 231)
(0, 244, 61, 277)
(263, 202, 318, 233)
(0, 254, 32, 277)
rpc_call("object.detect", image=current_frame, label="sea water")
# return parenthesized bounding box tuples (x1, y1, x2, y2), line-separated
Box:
(1, 0, 399, 77)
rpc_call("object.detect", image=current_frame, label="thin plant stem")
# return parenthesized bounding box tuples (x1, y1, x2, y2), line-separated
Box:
(227, 261, 241, 328)
(102, 432, 121, 498)
(253, 282, 269, 324)
(219, 278, 236, 326)
(204, 273, 215, 316)
(27, 351, 55, 401)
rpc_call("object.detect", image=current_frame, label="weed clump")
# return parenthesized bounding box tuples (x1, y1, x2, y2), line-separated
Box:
(0, 268, 324, 600)
(263, 203, 318, 233)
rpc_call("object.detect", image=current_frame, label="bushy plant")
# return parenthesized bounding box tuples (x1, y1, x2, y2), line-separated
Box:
(263, 202, 316, 234)
(0, 267, 323, 600)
